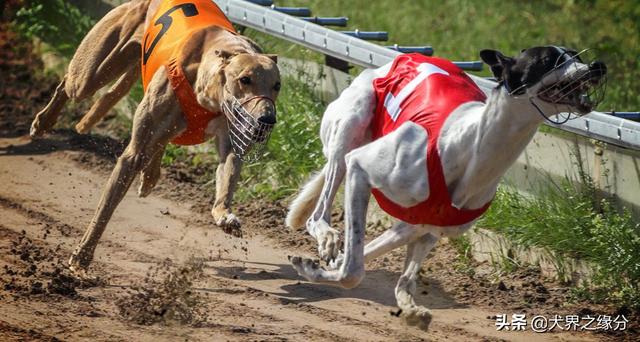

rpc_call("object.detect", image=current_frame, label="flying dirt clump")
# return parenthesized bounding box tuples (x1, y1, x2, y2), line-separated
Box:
(2, 230, 86, 298)
(116, 257, 209, 326)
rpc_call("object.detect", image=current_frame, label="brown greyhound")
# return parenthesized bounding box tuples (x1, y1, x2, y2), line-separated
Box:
(29, 0, 281, 276)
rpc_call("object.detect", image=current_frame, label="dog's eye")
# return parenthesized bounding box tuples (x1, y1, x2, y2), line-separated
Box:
(274, 82, 281, 92)
(239, 76, 251, 85)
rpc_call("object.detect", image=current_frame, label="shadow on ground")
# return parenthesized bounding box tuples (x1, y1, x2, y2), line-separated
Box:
(209, 260, 466, 310)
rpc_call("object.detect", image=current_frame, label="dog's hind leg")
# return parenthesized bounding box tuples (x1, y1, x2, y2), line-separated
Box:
(75, 64, 140, 134)
(292, 121, 433, 286)
(30, 0, 147, 137)
(29, 77, 70, 137)
(395, 232, 439, 330)
(64, 1, 146, 102)
(138, 146, 163, 198)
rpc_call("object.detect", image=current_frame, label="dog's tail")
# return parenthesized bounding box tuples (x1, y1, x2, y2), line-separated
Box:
(285, 169, 325, 229)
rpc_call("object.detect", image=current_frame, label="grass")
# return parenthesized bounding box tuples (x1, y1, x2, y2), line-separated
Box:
(477, 149, 640, 310)
(161, 144, 190, 167)
(449, 235, 476, 277)
(13, 0, 95, 58)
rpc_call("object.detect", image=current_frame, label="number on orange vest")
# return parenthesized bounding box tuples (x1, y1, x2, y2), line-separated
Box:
(143, 3, 199, 65)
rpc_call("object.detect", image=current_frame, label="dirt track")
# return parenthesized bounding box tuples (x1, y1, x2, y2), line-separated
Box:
(0, 23, 635, 342)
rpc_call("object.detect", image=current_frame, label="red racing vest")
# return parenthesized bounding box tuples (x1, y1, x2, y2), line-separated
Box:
(370, 53, 491, 226)
(142, 0, 237, 145)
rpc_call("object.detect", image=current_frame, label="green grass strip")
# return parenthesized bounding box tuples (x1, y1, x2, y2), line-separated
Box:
(478, 154, 640, 309)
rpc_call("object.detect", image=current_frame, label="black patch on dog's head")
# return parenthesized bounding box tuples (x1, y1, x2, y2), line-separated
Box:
(479, 49, 513, 81)
(480, 46, 579, 94)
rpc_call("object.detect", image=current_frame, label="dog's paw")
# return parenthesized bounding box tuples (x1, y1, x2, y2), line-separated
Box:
(137, 182, 153, 198)
(214, 213, 242, 237)
(215, 213, 240, 227)
(68, 253, 97, 282)
(327, 252, 344, 270)
(317, 227, 341, 263)
(289, 255, 322, 282)
(402, 306, 432, 331)
(29, 120, 45, 138)
(75, 121, 91, 135)
(137, 176, 159, 198)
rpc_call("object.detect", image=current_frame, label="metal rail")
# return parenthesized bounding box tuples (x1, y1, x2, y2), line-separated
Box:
(301, 17, 349, 27)
(270, 6, 311, 17)
(387, 44, 434, 56)
(214, 0, 640, 150)
(606, 112, 640, 121)
(341, 30, 389, 41)
(245, 0, 273, 5)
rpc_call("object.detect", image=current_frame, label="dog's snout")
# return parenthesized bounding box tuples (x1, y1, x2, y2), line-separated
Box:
(589, 60, 607, 77)
(258, 115, 276, 125)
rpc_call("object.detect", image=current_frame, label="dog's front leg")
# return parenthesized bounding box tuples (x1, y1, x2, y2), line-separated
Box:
(327, 220, 425, 270)
(69, 71, 185, 275)
(395, 232, 439, 330)
(291, 152, 371, 289)
(69, 145, 145, 275)
(211, 134, 242, 232)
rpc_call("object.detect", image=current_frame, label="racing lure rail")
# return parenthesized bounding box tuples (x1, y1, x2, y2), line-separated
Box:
(215, 0, 640, 150)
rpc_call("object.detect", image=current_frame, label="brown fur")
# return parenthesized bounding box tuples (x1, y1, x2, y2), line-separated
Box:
(29, 0, 281, 276)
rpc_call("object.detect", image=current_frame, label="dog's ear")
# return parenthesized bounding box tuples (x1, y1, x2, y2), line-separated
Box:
(265, 54, 278, 64)
(215, 49, 235, 62)
(480, 49, 513, 80)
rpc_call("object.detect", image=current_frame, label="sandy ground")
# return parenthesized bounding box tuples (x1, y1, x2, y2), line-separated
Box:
(0, 21, 636, 341)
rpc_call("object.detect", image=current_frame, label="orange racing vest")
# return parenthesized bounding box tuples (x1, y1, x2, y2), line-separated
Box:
(141, 0, 237, 145)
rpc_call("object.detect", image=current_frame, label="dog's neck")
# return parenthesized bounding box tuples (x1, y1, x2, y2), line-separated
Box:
(442, 85, 545, 209)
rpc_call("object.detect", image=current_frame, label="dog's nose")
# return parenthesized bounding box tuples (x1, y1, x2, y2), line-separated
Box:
(589, 60, 607, 77)
(258, 115, 276, 125)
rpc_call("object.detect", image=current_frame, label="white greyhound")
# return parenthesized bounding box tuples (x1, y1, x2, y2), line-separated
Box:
(286, 46, 607, 329)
